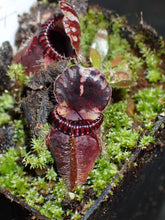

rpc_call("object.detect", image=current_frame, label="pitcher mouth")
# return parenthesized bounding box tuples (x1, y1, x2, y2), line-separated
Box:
(38, 14, 76, 60)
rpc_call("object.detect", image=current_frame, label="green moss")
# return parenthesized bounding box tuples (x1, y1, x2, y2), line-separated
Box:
(157, 36, 165, 56)
(45, 167, 57, 181)
(0, 92, 15, 110)
(108, 17, 130, 59)
(13, 119, 26, 145)
(73, 186, 85, 201)
(139, 134, 155, 148)
(106, 128, 139, 162)
(7, 63, 31, 85)
(88, 86, 164, 196)
(0, 147, 29, 196)
(102, 101, 132, 132)
(0, 112, 11, 125)
(102, 101, 140, 162)
(40, 200, 64, 220)
(135, 40, 162, 83)
(134, 86, 165, 129)
(0, 124, 67, 219)
(0, 91, 15, 125)
(22, 124, 54, 169)
(89, 158, 118, 196)
(70, 210, 82, 220)
(88, 101, 140, 196)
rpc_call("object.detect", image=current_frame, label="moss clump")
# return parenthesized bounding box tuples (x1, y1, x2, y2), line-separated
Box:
(22, 125, 54, 169)
(12, 119, 26, 146)
(0, 147, 29, 197)
(134, 86, 165, 129)
(139, 134, 155, 148)
(89, 158, 118, 196)
(7, 63, 31, 85)
(102, 101, 140, 162)
(0, 92, 15, 125)
(136, 41, 162, 82)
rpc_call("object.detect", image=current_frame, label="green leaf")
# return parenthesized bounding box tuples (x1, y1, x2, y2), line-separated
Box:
(89, 48, 101, 69)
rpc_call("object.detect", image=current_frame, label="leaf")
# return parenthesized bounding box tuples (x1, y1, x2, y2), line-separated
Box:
(111, 71, 132, 88)
(89, 48, 101, 69)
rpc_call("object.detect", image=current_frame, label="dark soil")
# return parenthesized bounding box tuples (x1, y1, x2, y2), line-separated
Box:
(0, 42, 13, 94)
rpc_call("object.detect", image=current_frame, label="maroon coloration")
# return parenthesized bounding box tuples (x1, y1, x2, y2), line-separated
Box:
(52, 106, 103, 136)
(13, 36, 44, 74)
(13, 1, 81, 75)
(46, 128, 101, 190)
(38, 14, 71, 60)
(59, 0, 81, 55)
(55, 65, 112, 120)
(47, 65, 111, 190)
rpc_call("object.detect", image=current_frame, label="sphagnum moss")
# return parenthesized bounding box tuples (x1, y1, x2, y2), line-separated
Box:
(0, 5, 165, 220)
